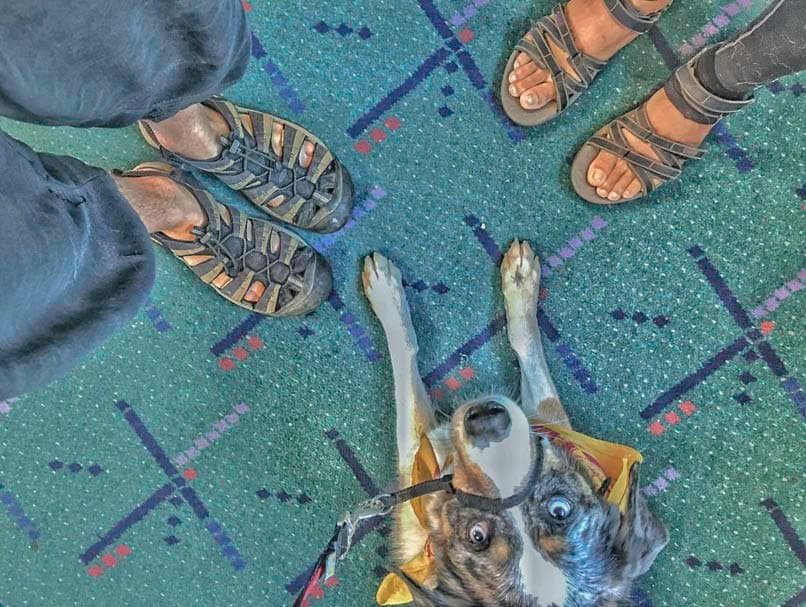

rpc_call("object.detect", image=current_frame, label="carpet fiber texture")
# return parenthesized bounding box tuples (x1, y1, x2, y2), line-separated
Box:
(0, 0, 804, 605)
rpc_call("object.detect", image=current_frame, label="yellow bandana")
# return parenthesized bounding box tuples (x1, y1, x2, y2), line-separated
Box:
(376, 426, 643, 605)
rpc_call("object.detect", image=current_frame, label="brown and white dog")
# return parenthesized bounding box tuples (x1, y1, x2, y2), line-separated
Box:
(361, 241, 668, 607)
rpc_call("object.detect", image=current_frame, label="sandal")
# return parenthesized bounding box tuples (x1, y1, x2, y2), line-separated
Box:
(139, 97, 354, 234)
(115, 162, 332, 316)
(570, 55, 753, 203)
(500, 0, 670, 126)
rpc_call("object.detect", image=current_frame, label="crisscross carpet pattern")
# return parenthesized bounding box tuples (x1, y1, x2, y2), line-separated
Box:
(0, 0, 804, 605)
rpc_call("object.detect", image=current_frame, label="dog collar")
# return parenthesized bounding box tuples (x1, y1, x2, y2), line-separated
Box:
(294, 427, 643, 607)
(377, 427, 643, 605)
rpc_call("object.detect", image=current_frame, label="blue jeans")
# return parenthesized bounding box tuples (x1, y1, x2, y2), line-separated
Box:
(0, 0, 250, 399)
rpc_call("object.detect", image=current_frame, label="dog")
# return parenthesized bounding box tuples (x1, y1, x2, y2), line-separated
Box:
(361, 240, 668, 607)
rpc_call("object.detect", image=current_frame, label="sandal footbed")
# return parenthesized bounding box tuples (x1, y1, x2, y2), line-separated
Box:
(500, 50, 560, 127)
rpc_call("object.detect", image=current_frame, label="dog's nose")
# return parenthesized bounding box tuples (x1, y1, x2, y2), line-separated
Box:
(465, 402, 511, 445)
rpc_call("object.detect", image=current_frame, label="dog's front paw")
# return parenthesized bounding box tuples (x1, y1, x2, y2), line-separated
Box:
(362, 252, 411, 328)
(501, 240, 540, 316)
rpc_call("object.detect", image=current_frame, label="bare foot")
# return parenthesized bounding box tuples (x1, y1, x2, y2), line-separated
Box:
(113, 172, 272, 304)
(144, 103, 316, 208)
(585, 87, 713, 200)
(507, 0, 670, 110)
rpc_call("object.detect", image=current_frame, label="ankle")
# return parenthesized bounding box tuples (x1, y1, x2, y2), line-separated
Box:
(114, 174, 205, 236)
(645, 89, 713, 146)
(145, 104, 230, 161)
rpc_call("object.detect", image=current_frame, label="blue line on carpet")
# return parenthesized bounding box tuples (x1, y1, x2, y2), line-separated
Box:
(424, 314, 508, 387)
(688, 246, 753, 330)
(481, 90, 528, 143)
(327, 292, 383, 362)
(79, 483, 175, 565)
(211, 313, 264, 356)
(104, 401, 242, 568)
(285, 431, 386, 595)
(325, 429, 381, 496)
(417, 0, 454, 39)
(347, 47, 451, 138)
(464, 214, 503, 262)
(641, 335, 749, 419)
(117, 400, 179, 478)
(761, 498, 806, 566)
(782, 586, 806, 607)
(347, 0, 516, 142)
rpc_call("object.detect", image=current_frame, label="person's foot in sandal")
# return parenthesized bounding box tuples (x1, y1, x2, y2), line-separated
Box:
(138, 99, 354, 234)
(112, 162, 332, 316)
(570, 50, 752, 203)
(502, 0, 671, 126)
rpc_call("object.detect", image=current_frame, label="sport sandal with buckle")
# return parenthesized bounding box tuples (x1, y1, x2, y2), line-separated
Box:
(139, 97, 354, 234)
(570, 53, 753, 204)
(115, 162, 332, 316)
(501, 0, 670, 127)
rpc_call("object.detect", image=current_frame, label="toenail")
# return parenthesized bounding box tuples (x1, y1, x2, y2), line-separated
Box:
(591, 169, 604, 184)
(509, 84, 518, 96)
(524, 94, 535, 106)
(608, 191, 620, 201)
(597, 188, 608, 198)
(509, 72, 517, 82)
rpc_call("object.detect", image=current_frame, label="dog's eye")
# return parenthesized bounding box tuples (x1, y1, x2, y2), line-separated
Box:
(468, 521, 490, 545)
(547, 496, 573, 521)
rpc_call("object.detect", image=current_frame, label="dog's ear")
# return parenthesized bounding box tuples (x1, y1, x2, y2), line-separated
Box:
(617, 465, 669, 579)
(393, 568, 475, 607)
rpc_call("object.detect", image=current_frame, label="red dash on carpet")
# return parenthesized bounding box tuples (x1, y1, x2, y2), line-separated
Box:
(101, 554, 117, 568)
(459, 367, 475, 380)
(87, 565, 104, 577)
(385, 116, 401, 130)
(241, 0, 252, 12)
(370, 128, 387, 143)
(664, 411, 681, 425)
(445, 377, 462, 391)
(680, 400, 697, 415)
(760, 321, 775, 336)
(248, 336, 263, 350)
(233, 347, 249, 361)
(649, 421, 665, 436)
(458, 28, 474, 43)
(219, 357, 235, 371)
(355, 140, 371, 154)
(182, 468, 198, 481)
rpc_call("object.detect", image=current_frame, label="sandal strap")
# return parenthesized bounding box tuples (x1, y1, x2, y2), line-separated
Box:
(588, 105, 706, 193)
(604, 0, 669, 34)
(671, 54, 754, 123)
(119, 164, 314, 315)
(516, 4, 608, 112)
(143, 97, 338, 230)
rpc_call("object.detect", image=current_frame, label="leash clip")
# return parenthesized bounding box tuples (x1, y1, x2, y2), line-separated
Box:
(326, 494, 394, 578)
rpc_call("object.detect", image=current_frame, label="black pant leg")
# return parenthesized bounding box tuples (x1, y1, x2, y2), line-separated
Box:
(0, 131, 155, 400)
(697, 0, 806, 99)
(0, 0, 250, 128)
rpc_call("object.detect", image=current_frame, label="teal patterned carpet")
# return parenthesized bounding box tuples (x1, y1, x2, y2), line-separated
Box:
(0, 0, 804, 605)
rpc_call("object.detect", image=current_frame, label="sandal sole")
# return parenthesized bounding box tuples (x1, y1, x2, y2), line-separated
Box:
(500, 50, 560, 127)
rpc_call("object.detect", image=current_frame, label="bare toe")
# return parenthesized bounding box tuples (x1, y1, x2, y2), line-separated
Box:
(622, 177, 642, 200)
(244, 281, 266, 304)
(509, 58, 539, 86)
(587, 150, 617, 188)
(598, 159, 628, 200)
(610, 169, 635, 200)
(519, 81, 555, 110)
(299, 141, 314, 168)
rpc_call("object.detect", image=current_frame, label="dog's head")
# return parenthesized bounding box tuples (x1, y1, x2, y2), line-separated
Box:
(402, 395, 668, 607)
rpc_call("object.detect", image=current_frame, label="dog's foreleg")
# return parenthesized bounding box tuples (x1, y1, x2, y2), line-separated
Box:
(363, 253, 437, 482)
(500, 241, 571, 428)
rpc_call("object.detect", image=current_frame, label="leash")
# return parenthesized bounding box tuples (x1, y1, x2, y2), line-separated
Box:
(292, 442, 544, 606)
